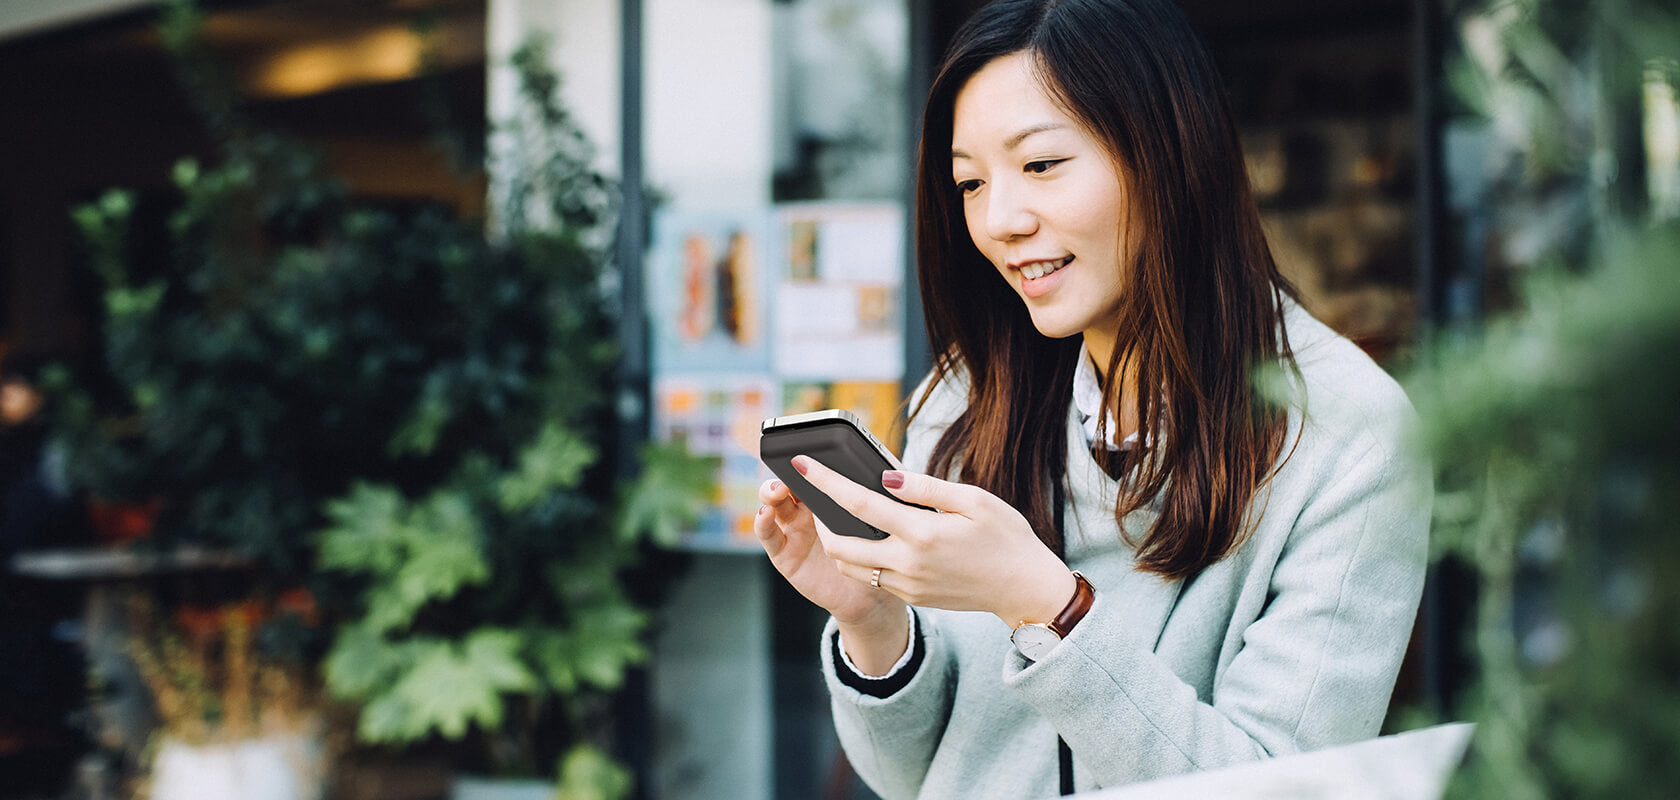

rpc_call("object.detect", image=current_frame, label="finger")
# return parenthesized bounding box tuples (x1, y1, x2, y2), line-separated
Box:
(758, 479, 812, 533)
(758, 478, 800, 508)
(792, 454, 932, 542)
(772, 496, 814, 536)
(834, 559, 886, 590)
(812, 510, 911, 582)
(751, 503, 785, 558)
(820, 546, 891, 591)
(879, 469, 992, 518)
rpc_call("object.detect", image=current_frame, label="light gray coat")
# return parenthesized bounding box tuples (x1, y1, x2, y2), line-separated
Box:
(821, 303, 1431, 799)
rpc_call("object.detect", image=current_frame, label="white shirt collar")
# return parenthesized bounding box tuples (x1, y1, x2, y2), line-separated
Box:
(1073, 342, 1136, 452)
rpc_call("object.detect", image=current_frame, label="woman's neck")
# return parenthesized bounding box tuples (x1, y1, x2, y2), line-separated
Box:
(1082, 331, 1141, 441)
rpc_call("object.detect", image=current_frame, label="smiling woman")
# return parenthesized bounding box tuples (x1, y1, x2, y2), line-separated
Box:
(950, 52, 1133, 355)
(752, 0, 1431, 798)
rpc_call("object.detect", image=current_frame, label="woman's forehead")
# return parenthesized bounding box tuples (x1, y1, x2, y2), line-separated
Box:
(951, 54, 1079, 149)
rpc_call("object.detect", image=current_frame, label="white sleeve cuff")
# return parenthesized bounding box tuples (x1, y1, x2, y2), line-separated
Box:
(837, 605, 918, 679)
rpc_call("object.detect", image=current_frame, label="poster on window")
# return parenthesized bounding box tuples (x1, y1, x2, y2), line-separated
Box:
(653, 375, 777, 550)
(774, 203, 904, 380)
(650, 202, 906, 549)
(649, 212, 775, 373)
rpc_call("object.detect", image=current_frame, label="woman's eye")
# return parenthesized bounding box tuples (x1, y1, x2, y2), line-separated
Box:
(955, 179, 983, 194)
(1024, 159, 1065, 175)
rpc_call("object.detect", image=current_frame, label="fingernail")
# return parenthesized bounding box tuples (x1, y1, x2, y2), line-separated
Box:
(791, 456, 809, 476)
(881, 470, 905, 489)
(758, 504, 768, 516)
(770, 479, 783, 492)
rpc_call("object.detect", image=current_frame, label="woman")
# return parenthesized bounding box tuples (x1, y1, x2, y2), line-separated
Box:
(753, 0, 1429, 796)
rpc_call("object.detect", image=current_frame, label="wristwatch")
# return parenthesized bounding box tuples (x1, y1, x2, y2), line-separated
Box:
(1010, 571, 1096, 661)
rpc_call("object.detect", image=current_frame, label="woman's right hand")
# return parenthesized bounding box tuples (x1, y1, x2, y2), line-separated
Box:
(755, 479, 909, 672)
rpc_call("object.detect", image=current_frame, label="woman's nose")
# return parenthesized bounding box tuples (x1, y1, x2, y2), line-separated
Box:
(983, 181, 1037, 242)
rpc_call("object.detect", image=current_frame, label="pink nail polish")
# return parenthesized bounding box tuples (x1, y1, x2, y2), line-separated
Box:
(791, 456, 809, 476)
(882, 471, 905, 489)
(770, 479, 783, 492)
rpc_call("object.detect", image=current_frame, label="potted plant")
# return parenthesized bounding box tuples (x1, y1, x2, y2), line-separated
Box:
(128, 589, 326, 800)
(46, 3, 713, 795)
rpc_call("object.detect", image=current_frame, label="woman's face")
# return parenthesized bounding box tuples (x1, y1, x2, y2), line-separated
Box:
(951, 52, 1132, 350)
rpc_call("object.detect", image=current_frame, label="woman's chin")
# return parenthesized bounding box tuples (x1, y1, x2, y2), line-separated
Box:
(1026, 315, 1083, 341)
(1021, 322, 1075, 341)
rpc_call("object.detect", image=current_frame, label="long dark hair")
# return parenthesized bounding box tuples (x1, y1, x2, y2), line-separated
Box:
(913, 0, 1298, 577)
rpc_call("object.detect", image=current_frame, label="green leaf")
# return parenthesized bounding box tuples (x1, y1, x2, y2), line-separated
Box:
(368, 493, 489, 632)
(320, 484, 490, 632)
(171, 158, 200, 189)
(498, 422, 598, 512)
(370, 629, 538, 742)
(106, 283, 165, 319)
(318, 483, 411, 573)
(569, 605, 650, 691)
(358, 687, 419, 743)
(554, 744, 633, 800)
(322, 622, 410, 700)
(530, 630, 580, 695)
(387, 371, 453, 457)
(612, 440, 717, 547)
(462, 629, 541, 692)
(131, 380, 161, 411)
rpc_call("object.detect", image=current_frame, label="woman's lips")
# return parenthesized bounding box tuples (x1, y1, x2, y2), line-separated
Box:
(1018, 255, 1072, 299)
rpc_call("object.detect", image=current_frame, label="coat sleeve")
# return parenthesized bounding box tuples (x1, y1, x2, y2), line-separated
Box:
(819, 369, 968, 799)
(822, 613, 957, 800)
(1003, 398, 1431, 786)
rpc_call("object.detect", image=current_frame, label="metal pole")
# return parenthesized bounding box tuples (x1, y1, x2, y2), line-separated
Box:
(614, 3, 655, 798)
(617, 0, 649, 465)
(1411, 0, 1449, 720)
(902, 0, 934, 411)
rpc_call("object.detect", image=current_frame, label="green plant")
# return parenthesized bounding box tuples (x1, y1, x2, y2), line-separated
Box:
(47, 3, 714, 792)
(1405, 0, 1680, 796)
(1412, 225, 1680, 798)
(52, 138, 360, 567)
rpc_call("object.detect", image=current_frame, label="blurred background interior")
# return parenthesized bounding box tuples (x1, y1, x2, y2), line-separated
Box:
(1, 0, 1676, 799)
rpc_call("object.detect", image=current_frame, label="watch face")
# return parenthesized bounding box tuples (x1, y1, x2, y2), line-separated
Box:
(1012, 624, 1061, 661)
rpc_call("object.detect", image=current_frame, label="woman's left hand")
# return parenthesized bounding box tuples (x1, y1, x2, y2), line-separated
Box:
(791, 455, 1077, 627)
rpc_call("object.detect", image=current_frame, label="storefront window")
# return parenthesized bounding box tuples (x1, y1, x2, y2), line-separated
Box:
(772, 0, 909, 201)
(644, 0, 911, 551)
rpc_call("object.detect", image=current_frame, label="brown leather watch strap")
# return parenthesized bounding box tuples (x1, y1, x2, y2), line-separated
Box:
(1048, 571, 1095, 638)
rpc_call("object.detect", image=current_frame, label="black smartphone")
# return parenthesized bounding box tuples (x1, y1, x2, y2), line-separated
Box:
(759, 409, 915, 540)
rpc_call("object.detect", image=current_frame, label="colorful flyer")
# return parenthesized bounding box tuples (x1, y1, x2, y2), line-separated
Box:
(654, 375, 778, 550)
(649, 202, 909, 549)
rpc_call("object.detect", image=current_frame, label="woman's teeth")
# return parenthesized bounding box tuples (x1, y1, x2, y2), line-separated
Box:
(1022, 256, 1070, 280)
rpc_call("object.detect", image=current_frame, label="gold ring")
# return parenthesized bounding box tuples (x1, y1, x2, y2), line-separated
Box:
(870, 568, 882, 589)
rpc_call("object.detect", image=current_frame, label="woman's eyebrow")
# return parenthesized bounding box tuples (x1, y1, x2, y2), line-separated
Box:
(951, 122, 1069, 160)
(1005, 122, 1067, 149)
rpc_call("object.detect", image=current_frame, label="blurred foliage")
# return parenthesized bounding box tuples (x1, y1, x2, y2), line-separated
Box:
(1412, 0, 1680, 796)
(45, 0, 713, 788)
(554, 743, 634, 800)
(1414, 226, 1680, 798)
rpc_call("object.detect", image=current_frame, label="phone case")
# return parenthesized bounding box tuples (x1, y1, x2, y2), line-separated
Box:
(759, 411, 902, 539)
